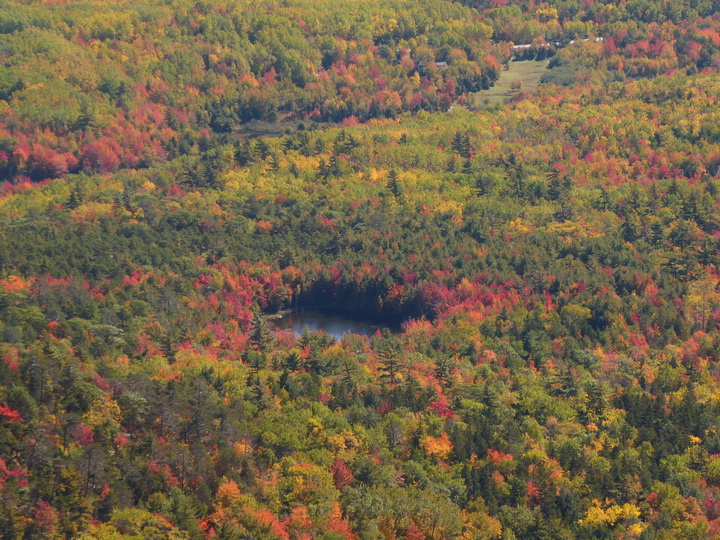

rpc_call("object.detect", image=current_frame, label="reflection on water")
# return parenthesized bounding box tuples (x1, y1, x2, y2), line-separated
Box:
(271, 310, 391, 340)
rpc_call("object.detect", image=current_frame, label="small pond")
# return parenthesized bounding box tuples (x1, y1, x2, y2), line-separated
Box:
(271, 310, 394, 340)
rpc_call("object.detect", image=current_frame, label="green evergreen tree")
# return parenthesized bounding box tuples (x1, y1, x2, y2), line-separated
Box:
(67, 183, 84, 210)
(254, 138, 271, 160)
(387, 169, 400, 198)
(250, 310, 275, 353)
(462, 159, 473, 175)
(235, 141, 254, 166)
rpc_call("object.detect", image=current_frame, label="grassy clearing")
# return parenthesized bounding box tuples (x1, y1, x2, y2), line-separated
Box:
(469, 59, 550, 108)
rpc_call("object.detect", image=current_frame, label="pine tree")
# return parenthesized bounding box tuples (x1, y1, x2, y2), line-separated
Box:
(546, 171, 562, 201)
(452, 132, 463, 154)
(281, 137, 295, 152)
(434, 355, 451, 389)
(460, 133, 472, 159)
(121, 181, 133, 211)
(289, 162, 300, 178)
(266, 153, 279, 172)
(164, 107, 180, 130)
(451, 132, 471, 158)
(376, 330, 402, 387)
(387, 169, 400, 198)
(200, 162, 217, 189)
(318, 157, 330, 179)
(502, 154, 525, 199)
(67, 183, 84, 209)
(597, 185, 611, 210)
(254, 139, 271, 160)
(250, 310, 275, 353)
(585, 381, 606, 416)
(620, 211, 640, 242)
(160, 333, 178, 364)
(550, 368, 578, 397)
(75, 102, 94, 130)
(285, 350, 302, 372)
(298, 132, 312, 156)
(215, 520, 241, 539)
(338, 355, 359, 398)
(329, 153, 341, 176)
(474, 173, 491, 196)
(462, 159, 473, 175)
(650, 220, 665, 247)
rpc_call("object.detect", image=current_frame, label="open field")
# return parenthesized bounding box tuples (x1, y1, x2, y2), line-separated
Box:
(470, 59, 550, 108)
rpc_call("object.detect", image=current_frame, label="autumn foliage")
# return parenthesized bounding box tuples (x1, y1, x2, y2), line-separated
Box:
(2, 0, 720, 538)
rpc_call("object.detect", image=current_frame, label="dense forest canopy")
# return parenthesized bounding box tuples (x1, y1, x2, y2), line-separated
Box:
(2, 0, 720, 538)
(2, 0, 720, 182)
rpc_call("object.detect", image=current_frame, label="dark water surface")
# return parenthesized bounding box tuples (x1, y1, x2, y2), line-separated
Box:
(271, 310, 393, 340)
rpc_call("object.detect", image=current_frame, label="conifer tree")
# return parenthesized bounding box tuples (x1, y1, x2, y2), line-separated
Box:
(462, 159, 473, 175)
(387, 169, 400, 198)
(250, 310, 275, 353)
(67, 183, 84, 209)
(254, 139, 271, 160)
(234, 141, 253, 166)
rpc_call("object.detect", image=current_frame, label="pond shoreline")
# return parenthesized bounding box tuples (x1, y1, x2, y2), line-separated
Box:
(268, 308, 401, 339)
(265, 302, 408, 326)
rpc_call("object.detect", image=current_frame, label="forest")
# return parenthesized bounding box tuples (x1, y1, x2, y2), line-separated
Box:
(3, 0, 720, 538)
